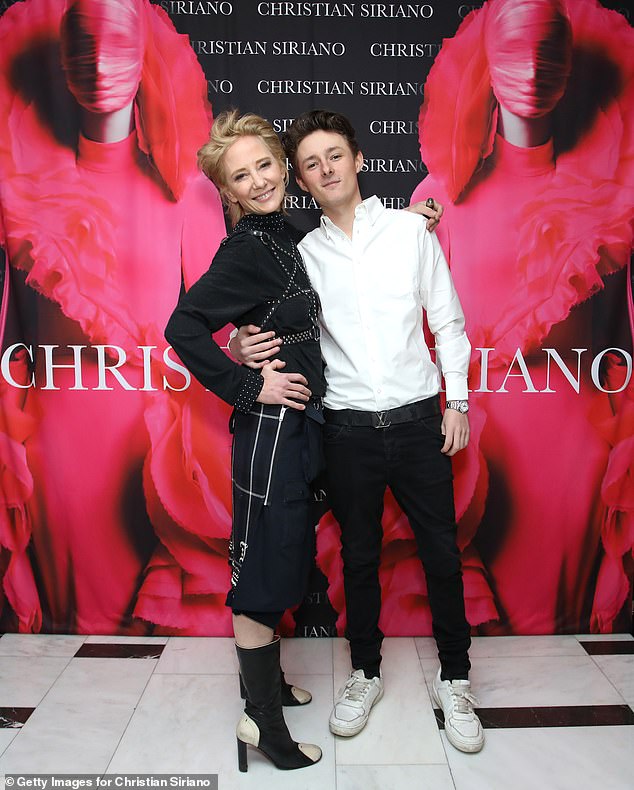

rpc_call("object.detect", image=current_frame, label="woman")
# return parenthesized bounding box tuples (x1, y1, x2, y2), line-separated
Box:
(410, 0, 634, 633)
(165, 111, 324, 771)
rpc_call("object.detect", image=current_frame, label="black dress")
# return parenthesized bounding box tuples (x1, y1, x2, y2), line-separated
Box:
(165, 211, 326, 611)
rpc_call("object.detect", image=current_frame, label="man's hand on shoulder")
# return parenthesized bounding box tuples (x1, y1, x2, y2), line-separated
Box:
(405, 197, 444, 233)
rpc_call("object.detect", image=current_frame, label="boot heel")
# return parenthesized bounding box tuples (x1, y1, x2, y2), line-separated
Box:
(237, 737, 248, 772)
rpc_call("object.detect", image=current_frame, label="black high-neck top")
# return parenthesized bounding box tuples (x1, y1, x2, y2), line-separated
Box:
(165, 212, 325, 411)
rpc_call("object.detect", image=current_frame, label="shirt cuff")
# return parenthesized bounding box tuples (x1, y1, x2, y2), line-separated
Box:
(234, 368, 264, 413)
(443, 372, 468, 402)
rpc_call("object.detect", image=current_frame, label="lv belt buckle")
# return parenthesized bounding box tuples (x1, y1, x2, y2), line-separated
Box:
(374, 410, 391, 429)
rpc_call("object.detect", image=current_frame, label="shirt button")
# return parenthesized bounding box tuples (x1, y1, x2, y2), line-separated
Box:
(377, 388, 382, 394)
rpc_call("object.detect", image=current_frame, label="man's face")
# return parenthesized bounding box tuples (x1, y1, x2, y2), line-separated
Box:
(295, 130, 363, 211)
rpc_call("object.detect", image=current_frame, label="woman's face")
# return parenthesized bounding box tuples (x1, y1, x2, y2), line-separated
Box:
(61, 0, 144, 114)
(486, 0, 571, 118)
(222, 136, 286, 216)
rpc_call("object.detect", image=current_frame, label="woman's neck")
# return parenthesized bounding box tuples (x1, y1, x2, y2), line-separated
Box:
(497, 104, 552, 148)
(80, 102, 135, 143)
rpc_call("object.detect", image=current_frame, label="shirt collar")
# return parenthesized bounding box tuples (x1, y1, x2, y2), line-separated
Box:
(318, 195, 384, 241)
(359, 195, 385, 225)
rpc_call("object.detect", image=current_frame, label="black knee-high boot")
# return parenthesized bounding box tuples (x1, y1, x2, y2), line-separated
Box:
(235, 637, 321, 772)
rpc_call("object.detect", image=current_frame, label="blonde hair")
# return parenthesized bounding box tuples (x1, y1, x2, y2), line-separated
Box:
(197, 110, 288, 226)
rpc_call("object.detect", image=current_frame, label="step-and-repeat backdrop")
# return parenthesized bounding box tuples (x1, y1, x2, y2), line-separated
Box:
(0, 0, 632, 637)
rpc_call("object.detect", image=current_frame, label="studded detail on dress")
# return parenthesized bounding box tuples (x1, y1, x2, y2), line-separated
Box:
(231, 212, 321, 346)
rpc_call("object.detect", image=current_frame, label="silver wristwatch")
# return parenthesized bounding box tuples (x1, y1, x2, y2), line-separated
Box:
(446, 400, 469, 414)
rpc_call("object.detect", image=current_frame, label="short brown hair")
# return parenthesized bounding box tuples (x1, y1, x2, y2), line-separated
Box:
(281, 110, 360, 170)
(197, 110, 288, 226)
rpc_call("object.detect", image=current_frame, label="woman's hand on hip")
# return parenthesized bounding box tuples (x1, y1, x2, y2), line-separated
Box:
(256, 359, 311, 410)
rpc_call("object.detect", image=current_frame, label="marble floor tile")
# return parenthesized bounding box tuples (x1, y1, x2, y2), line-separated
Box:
(446, 726, 634, 790)
(592, 655, 634, 704)
(0, 657, 70, 706)
(337, 764, 455, 790)
(454, 636, 585, 658)
(0, 658, 156, 773)
(0, 728, 19, 758)
(421, 655, 625, 707)
(107, 673, 336, 790)
(416, 635, 587, 660)
(0, 634, 86, 657)
(334, 638, 445, 765)
(155, 637, 238, 675)
(415, 637, 437, 658)
(107, 673, 242, 773)
(280, 636, 333, 675)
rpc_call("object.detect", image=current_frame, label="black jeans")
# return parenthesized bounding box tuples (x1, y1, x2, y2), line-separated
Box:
(323, 408, 471, 680)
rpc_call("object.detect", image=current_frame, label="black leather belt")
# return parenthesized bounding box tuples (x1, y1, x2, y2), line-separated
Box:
(324, 396, 440, 429)
(302, 397, 324, 425)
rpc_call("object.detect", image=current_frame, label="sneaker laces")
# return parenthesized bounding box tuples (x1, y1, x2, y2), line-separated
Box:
(448, 683, 479, 716)
(343, 676, 374, 704)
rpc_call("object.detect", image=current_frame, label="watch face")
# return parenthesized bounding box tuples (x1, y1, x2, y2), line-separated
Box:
(459, 401, 469, 413)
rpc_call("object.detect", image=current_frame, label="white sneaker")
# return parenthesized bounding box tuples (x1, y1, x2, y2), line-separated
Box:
(329, 669, 384, 737)
(432, 669, 484, 753)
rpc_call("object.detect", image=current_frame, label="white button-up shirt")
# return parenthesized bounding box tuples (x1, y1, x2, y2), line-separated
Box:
(298, 195, 470, 411)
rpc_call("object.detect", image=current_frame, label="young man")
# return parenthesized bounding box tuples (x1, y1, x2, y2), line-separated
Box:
(232, 110, 483, 754)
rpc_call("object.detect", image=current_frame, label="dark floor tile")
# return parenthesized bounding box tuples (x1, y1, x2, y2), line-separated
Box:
(580, 641, 634, 656)
(74, 643, 165, 659)
(0, 707, 35, 728)
(435, 704, 634, 729)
